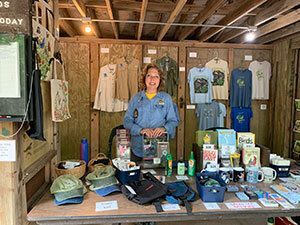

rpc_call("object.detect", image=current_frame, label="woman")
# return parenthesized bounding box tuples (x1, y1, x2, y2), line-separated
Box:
(123, 63, 179, 162)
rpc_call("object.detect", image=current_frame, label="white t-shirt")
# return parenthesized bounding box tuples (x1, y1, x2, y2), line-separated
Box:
(205, 58, 229, 100)
(249, 60, 271, 99)
(93, 64, 128, 112)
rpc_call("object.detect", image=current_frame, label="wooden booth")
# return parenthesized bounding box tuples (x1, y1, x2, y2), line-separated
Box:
(1, 0, 300, 225)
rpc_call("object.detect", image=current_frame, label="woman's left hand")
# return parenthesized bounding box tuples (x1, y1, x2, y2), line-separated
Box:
(152, 127, 166, 138)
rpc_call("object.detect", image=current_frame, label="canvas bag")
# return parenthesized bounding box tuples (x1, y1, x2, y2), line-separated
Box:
(50, 59, 71, 122)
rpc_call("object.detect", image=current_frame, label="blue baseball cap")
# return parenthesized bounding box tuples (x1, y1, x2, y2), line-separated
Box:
(54, 196, 84, 206)
(94, 184, 121, 197)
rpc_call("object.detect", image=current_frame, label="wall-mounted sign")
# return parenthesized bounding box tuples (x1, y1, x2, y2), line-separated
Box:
(0, 0, 31, 34)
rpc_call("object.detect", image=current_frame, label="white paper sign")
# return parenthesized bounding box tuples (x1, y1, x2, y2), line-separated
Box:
(186, 105, 196, 110)
(148, 49, 157, 54)
(96, 201, 118, 212)
(176, 175, 189, 180)
(203, 203, 220, 210)
(100, 48, 110, 53)
(162, 204, 181, 211)
(189, 52, 197, 58)
(225, 202, 261, 210)
(0, 42, 20, 98)
(260, 104, 267, 110)
(0, 140, 16, 162)
(143, 57, 151, 63)
(141, 169, 157, 174)
(244, 55, 253, 61)
(179, 67, 185, 72)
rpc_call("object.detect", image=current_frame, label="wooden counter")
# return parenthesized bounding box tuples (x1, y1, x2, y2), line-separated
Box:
(27, 175, 300, 225)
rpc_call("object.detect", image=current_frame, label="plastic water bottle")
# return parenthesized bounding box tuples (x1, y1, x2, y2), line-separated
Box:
(80, 138, 89, 165)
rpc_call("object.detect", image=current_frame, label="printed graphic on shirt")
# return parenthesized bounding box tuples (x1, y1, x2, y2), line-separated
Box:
(237, 77, 245, 88)
(212, 69, 225, 86)
(194, 78, 208, 93)
(236, 114, 245, 123)
(256, 69, 264, 80)
(204, 109, 214, 118)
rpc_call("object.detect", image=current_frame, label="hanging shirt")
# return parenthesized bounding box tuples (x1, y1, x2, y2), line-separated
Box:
(205, 58, 229, 100)
(196, 101, 221, 130)
(248, 60, 271, 100)
(156, 56, 178, 98)
(230, 68, 252, 108)
(115, 57, 140, 101)
(231, 107, 253, 132)
(123, 91, 179, 157)
(93, 64, 128, 112)
(188, 67, 213, 104)
(218, 102, 226, 127)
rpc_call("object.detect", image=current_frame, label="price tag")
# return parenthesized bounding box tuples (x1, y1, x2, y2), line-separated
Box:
(100, 48, 110, 53)
(0, 140, 16, 162)
(244, 55, 252, 61)
(179, 67, 185, 72)
(148, 49, 157, 54)
(143, 57, 151, 63)
(176, 175, 189, 180)
(204, 203, 220, 210)
(95, 201, 118, 212)
(189, 52, 197, 58)
(186, 105, 196, 109)
(162, 204, 181, 211)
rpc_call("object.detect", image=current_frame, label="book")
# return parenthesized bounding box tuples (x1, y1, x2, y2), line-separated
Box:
(201, 148, 218, 169)
(290, 170, 300, 179)
(242, 146, 260, 167)
(237, 132, 255, 149)
(195, 131, 218, 147)
(217, 129, 236, 148)
(271, 184, 300, 204)
(258, 198, 279, 207)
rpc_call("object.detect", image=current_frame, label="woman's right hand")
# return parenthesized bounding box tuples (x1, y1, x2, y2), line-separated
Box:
(140, 128, 153, 137)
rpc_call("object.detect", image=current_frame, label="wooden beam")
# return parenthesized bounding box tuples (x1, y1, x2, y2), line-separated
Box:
(87, 8, 102, 38)
(217, 0, 299, 43)
(157, 0, 187, 41)
(198, 0, 267, 42)
(71, 0, 86, 17)
(136, 0, 148, 40)
(59, 9, 77, 36)
(178, 0, 226, 41)
(256, 22, 300, 44)
(244, 9, 300, 42)
(104, 0, 119, 39)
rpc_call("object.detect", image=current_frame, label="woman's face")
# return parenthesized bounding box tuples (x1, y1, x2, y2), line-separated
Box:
(145, 68, 160, 92)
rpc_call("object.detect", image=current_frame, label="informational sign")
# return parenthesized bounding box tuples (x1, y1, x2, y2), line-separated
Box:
(0, 0, 31, 34)
(95, 201, 118, 212)
(0, 41, 20, 98)
(0, 140, 16, 162)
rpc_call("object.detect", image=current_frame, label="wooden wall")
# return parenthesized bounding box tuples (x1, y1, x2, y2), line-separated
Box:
(59, 38, 274, 161)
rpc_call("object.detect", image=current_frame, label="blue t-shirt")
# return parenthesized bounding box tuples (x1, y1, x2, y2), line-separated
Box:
(231, 107, 253, 132)
(188, 67, 213, 104)
(196, 101, 221, 130)
(230, 68, 252, 107)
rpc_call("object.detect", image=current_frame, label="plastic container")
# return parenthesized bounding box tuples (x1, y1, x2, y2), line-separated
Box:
(196, 172, 226, 202)
(80, 138, 89, 165)
(270, 164, 290, 177)
(115, 167, 141, 184)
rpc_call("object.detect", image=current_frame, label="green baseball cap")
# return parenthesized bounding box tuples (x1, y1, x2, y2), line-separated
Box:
(50, 174, 87, 202)
(86, 165, 118, 191)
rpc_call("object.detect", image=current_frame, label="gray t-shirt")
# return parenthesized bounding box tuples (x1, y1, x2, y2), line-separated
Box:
(196, 101, 221, 130)
(230, 68, 252, 108)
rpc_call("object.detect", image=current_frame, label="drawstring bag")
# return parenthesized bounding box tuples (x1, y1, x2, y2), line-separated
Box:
(50, 59, 71, 122)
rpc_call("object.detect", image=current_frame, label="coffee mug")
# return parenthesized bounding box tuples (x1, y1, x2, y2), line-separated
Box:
(219, 167, 233, 183)
(201, 167, 218, 177)
(246, 166, 264, 183)
(261, 167, 277, 183)
(233, 167, 245, 182)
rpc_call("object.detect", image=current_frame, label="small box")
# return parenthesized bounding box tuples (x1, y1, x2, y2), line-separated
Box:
(196, 173, 226, 202)
(115, 168, 141, 184)
(270, 164, 290, 178)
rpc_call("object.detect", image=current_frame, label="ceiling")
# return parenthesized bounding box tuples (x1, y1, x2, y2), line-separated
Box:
(58, 0, 300, 44)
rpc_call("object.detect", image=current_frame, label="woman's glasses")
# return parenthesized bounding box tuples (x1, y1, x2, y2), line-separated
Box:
(146, 74, 160, 79)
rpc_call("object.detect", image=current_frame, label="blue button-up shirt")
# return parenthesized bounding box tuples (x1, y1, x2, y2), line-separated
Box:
(123, 91, 179, 157)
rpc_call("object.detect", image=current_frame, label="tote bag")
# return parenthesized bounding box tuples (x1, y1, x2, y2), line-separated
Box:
(50, 59, 71, 122)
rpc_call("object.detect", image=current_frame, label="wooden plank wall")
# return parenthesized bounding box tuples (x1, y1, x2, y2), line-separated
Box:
(59, 39, 274, 161)
(60, 42, 90, 160)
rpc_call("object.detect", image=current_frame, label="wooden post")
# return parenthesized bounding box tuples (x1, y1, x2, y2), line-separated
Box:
(0, 122, 27, 225)
(177, 46, 186, 160)
(227, 48, 233, 128)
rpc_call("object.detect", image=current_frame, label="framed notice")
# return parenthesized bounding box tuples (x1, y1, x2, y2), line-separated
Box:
(0, 41, 20, 98)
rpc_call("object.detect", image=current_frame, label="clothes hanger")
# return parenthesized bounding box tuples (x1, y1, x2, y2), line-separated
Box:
(213, 50, 219, 63)
(239, 59, 246, 70)
(257, 52, 264, 62)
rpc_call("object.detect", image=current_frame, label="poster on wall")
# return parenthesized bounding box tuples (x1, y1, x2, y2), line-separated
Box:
(32, 20, 55, 81)
(0, 41, 20, 98)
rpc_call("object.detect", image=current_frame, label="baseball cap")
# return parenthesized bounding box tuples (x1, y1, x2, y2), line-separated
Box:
(54, 196, 84, 206)
(50, 174, 87, 202)
(94, 184, 121, 197)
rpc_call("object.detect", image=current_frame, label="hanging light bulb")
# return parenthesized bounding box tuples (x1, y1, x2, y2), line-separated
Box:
(85, 23, 92, 33)
(245, 26, 257, 42)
